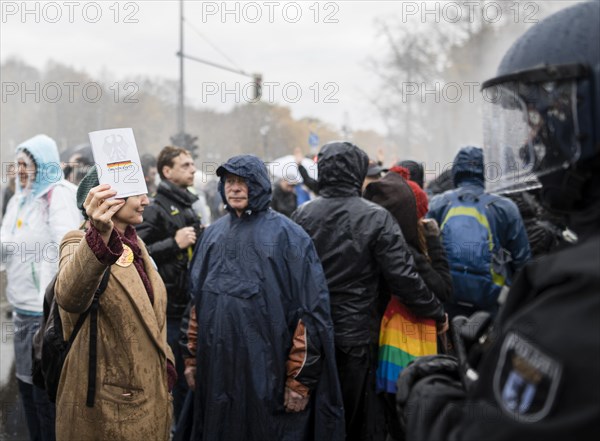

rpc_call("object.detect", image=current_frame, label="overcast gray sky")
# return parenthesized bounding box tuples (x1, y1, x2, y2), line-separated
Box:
(1, 1, 571, 134)
(2, 1, 407, 132)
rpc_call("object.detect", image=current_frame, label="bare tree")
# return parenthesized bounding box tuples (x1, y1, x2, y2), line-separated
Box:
(367, 1, 543, 165)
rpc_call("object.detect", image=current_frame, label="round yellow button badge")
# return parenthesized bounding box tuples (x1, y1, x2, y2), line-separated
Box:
(116, 244, 134, 267)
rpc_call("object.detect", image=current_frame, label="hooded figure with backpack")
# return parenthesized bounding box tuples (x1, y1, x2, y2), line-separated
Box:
(291, 142, 447, 441)
(428, 146, 531, 318)
(52, 167, 175, 440)
(0, 134, 81, 441)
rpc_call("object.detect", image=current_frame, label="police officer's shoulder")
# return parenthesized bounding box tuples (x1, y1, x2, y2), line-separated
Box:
(492, 330, 563, 424)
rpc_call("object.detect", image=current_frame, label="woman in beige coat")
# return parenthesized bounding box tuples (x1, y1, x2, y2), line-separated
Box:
(54, 167, 174, 440)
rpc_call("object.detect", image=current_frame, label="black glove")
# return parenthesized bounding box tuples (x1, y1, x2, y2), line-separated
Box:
(396, 355, 460, 405)
(396, 355, 463, 439)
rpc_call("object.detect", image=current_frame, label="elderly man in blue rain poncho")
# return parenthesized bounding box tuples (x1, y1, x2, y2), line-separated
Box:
(186, 155, 345, 441)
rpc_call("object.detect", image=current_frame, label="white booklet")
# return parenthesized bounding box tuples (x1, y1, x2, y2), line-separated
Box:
(88, 128, 148, 198)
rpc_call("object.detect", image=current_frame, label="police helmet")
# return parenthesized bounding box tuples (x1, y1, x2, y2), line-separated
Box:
(481, 1, 599, 210)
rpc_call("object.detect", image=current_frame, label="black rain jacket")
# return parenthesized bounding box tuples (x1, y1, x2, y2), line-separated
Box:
(291, 142, 444, 347)
(136, 180, 201, 318)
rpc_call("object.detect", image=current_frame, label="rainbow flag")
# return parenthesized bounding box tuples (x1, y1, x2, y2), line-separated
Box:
(376, 296, 437, 394)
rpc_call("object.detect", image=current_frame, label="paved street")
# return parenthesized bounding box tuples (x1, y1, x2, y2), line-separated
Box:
(1, 272, 29, 441)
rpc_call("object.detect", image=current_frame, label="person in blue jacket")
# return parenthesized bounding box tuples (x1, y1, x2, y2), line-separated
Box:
(428, 146, 531, 318)
(187, 154, 345, 441)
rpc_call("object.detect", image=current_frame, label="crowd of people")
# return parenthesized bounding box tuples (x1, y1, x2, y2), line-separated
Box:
(0, 2, 598, 440)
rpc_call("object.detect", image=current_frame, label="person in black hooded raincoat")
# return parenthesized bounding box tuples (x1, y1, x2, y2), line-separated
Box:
(187, 154, 345, 441)
(291, 142, 447, 441)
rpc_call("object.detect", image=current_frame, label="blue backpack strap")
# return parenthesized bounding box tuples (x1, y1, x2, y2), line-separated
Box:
(479, 193, 507, 287)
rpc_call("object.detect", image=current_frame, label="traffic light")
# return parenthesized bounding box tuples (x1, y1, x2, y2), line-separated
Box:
(252, 73, 262, 101)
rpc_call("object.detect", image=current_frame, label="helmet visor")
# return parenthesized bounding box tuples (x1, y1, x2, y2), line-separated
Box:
(482, 80, 582, 194)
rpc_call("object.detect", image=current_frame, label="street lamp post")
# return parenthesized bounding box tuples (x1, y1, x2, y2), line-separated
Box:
(177, 0, 185, 135)
(174, 1, 262, 156)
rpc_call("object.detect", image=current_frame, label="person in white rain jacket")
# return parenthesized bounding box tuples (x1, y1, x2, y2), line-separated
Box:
(1, 134, 81, 441)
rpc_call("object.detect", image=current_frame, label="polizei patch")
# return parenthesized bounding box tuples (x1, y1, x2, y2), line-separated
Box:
(493, 332, 562, 423)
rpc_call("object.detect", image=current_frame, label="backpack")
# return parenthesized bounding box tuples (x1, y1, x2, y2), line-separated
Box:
(32, 267, 111, 406)
(440, 189, 508, 311)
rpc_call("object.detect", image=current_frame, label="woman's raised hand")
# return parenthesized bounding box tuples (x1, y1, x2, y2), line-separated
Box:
(83, 184, 125, 240)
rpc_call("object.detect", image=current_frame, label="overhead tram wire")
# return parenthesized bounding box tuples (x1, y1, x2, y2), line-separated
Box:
(183, 17, 244, 74)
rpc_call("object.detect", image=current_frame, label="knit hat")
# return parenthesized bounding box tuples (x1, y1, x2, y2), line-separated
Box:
(390, 165, 429, 219)
(76, 166, 100, 219)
